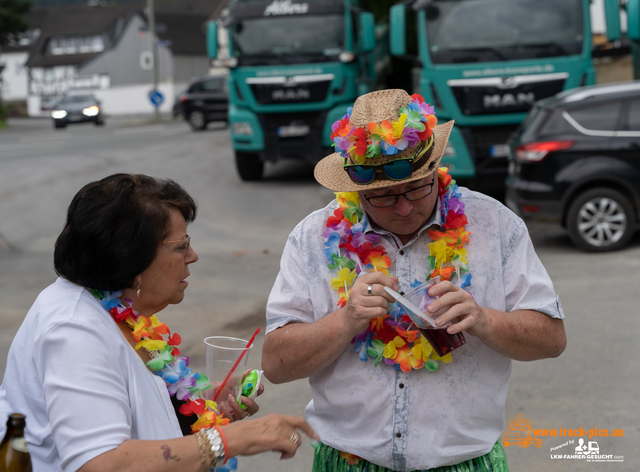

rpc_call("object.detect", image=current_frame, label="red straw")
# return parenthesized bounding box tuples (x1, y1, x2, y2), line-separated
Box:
(212, 327, 261, 402)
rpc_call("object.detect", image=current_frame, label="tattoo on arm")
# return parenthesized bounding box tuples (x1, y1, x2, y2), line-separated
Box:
(161, 444, 181, 462)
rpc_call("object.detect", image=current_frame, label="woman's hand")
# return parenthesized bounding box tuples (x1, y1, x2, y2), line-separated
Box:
(224, 370, 265, 421)
(221, 414, 318, 460)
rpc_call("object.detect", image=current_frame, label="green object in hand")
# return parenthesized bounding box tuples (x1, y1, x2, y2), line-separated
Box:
(237, 370, 263, 410)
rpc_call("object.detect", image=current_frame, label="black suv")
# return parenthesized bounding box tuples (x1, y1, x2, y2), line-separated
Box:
(178, 74, 228, 131)
(506, 82, 640, 252)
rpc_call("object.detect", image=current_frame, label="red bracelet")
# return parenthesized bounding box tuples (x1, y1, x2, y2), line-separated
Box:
(214, 425, 229, 464)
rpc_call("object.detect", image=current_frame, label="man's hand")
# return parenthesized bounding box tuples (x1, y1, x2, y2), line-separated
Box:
(426, 281, 489, 337)
(426, 280, 567, 361)
(342, 273, 399, 335)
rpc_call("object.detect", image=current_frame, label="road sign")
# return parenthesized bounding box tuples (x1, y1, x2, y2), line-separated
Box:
(148, 89, 164, 107)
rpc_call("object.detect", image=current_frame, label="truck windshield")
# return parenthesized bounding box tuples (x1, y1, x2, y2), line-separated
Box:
(231, 15, 344, 58)
(425, 0, 583, 64)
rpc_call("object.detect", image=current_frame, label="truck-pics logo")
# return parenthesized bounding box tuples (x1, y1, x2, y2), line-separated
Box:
(264, 0, 309, 16)
(503, 414, 542, 448)
(502, 414, 624, 463)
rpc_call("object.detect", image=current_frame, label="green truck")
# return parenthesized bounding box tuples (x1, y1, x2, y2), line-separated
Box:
(389, 0, 622, 195)
(207, 0, 388, 180)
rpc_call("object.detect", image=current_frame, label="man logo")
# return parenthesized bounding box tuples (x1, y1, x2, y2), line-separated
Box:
(272, 88, 310, 101)
(483, 92, 535, 108)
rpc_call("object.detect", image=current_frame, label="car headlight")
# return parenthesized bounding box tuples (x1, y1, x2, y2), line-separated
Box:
(232, 122, 253, 136)
(51, 110, 67, 119)
(82, 106, 100, 116)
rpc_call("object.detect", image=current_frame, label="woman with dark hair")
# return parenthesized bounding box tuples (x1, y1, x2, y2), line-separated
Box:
(0, 174, 315, 472)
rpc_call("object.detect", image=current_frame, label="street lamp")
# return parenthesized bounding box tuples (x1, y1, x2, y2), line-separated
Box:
(147, 0, 159, 121)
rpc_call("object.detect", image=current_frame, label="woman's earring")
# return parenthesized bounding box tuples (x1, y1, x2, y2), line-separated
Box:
(136, 288, 141, 298)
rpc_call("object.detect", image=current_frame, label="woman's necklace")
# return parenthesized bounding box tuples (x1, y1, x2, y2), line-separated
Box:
(91, 290, 228, 433)
(323, 168, 472, 372)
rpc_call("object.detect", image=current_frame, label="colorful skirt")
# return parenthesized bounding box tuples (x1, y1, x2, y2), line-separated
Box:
(312, 440, 508, 472)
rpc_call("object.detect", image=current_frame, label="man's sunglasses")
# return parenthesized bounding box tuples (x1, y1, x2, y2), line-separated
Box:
(343, 139, 433, 185)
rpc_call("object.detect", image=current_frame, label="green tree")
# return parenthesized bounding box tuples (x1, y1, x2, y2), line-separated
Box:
(0, 0, 31, 46)
(1, 0, 31, 123)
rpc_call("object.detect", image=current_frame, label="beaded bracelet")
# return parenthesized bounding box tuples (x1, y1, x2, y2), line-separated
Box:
(204, 427, 227, 467)
(195, 430, 210, 472)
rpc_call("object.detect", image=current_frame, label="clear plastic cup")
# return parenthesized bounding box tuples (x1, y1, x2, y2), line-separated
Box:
(203, 336, 252, 415)
(403, 277, 466, 357)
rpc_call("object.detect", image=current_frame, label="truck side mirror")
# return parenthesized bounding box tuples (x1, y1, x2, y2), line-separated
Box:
(207, 21, 218, 59)
(358, 12, 376, 53)
(628, 0, 640, 40)
(603, 0, 622, 42)
(390, 4, 406, 56)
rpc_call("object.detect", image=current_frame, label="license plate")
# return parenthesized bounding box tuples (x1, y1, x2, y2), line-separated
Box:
(277, 125, 310, 138)
(67, 115, 82, 122)
(490, 144, 511, 158)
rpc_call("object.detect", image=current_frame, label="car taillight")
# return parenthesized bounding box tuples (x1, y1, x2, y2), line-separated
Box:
(515, 141, 574, 162)
(180, 95, 187, 103)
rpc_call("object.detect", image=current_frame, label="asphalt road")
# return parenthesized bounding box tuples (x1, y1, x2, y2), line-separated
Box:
(0, 117, 638, 471)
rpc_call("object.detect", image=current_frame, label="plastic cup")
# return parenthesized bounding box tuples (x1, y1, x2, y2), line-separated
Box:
(403, 278, 466, 357)
(203, 336, 252, 415)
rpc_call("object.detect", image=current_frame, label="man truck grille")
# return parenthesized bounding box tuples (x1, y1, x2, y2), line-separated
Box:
(448, 73, 568, 116)
(246, 74, 334, 105)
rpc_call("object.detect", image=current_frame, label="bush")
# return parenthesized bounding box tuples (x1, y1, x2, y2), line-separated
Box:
(0, 100, 7, 122)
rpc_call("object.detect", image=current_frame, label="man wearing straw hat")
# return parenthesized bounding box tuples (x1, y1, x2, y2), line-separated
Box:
(262, 89, 566, 471)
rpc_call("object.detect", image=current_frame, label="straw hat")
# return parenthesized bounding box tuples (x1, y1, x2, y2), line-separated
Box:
(315, 89, 454, 192)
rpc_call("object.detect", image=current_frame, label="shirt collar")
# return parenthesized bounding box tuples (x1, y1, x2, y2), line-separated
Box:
(362, 198, 443, 245)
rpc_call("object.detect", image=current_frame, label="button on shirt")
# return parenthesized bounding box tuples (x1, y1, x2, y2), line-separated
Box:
(266, 188, 564, 471)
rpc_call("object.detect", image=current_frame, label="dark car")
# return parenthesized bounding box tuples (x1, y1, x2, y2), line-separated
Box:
(506, 81, 640, 252)
(51, 94, 104, 129)
(179, 74, 228, 131)
(172, 89, 186, 118)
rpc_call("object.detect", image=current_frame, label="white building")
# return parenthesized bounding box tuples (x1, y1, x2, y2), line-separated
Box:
(18, 0, 225, 116)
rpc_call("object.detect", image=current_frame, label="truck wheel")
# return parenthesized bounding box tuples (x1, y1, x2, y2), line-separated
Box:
(567, 187, 635, 252)
(54, 120, 66, 129)
(188, 110, 207, 131)
(235, 152, 264, 181)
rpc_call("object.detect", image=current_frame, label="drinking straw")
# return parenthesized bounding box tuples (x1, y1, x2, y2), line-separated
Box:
(212, 327, 261, 402)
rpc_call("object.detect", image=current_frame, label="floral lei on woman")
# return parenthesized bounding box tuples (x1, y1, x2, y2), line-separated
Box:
(91, 290, 228, 433)
(323, 168, 472, 373)
(330, 94, 437, 164)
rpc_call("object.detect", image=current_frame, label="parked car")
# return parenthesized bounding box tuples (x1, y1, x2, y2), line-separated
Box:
(506, 81, 640, 252)
(51, 94, 104, 129)
(172, 89, 186, 118)
(178, 74, 228, 131)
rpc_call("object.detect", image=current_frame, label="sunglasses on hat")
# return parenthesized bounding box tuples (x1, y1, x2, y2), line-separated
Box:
(342, 141, 432, 185)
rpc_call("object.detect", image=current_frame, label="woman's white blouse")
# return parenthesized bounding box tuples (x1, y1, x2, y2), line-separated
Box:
(0, 277, 183, 472)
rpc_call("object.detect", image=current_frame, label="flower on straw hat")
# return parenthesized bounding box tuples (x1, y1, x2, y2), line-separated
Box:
(330, 93, 437, 165)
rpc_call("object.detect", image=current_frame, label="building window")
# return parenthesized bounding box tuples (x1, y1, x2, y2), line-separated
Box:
(50, 35, 105, 55)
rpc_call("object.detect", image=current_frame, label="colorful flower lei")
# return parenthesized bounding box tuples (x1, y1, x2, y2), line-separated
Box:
(92, 290, 229, 433)
(330, 93, 438, 165)
(323, 168, 472, 373)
